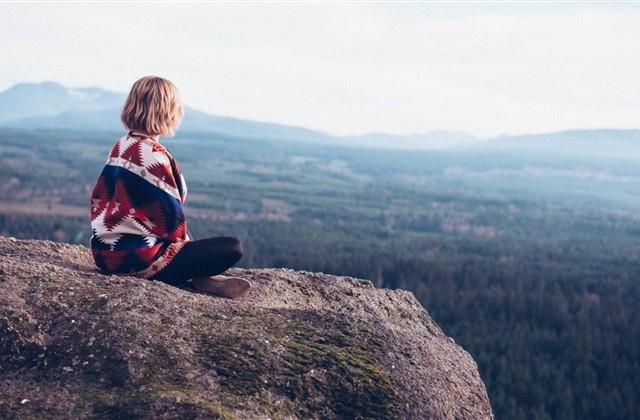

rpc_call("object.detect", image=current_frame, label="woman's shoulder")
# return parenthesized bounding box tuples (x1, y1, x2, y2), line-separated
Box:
(122, 130, 172, 153)
(102, 133, 183, 200)
(118, 132, 176, 159)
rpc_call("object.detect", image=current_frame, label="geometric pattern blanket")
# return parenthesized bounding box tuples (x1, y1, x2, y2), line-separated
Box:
(89, 130, 190, 278)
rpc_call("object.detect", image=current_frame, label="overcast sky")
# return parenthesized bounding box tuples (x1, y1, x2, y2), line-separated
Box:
(1, 3, 638, 138)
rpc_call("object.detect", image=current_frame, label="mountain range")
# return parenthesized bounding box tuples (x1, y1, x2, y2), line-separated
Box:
(0, 81, 338, 144)
(1, 81, 639, 155)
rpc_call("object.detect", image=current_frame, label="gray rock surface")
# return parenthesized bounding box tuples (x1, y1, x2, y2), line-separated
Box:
(0, 236, 493, 419)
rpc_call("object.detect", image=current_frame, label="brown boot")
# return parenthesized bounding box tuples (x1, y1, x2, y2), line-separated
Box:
(192, 275, 251, 299)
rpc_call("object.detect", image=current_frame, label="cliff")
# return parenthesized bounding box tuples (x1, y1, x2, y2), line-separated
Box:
(0, 236, 493, 419)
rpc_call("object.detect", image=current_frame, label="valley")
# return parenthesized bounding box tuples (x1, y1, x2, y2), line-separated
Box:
(1, 127, 640, 419)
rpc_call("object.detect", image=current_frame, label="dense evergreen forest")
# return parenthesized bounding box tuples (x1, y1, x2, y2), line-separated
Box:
(1, 128, 639, 419)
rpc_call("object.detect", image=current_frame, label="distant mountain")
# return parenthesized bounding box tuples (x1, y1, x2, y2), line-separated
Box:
(464, 129, 640, 161)
(0, 81, 123, 124)
(0, 81, 475, 149)
(6, 104, 336, 144)
(2, 81, 638, 154)
(179, 107, 334, 143)
(0, 81, 336, 144)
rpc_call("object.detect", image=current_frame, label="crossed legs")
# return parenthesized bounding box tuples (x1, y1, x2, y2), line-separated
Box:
(152, 236, 244, 286)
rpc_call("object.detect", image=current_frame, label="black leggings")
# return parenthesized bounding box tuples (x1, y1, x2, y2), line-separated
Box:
(151, 236, 243, 286)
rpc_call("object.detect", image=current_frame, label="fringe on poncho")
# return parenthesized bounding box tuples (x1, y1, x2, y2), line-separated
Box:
(89, 130, 190, 278)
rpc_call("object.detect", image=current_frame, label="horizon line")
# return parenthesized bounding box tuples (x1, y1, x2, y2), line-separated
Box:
(2, 79, 639, 141)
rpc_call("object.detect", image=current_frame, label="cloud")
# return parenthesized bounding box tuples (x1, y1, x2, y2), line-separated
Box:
(0, 3, 638, 137)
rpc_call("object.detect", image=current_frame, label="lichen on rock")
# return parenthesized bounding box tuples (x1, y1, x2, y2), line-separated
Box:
(0, 237, 493, 419)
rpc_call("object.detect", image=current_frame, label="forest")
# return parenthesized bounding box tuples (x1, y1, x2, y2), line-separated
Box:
(1, 127, 639, 420)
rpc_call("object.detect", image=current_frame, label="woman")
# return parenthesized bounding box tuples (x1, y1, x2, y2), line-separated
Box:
(89, 75, 250, 299)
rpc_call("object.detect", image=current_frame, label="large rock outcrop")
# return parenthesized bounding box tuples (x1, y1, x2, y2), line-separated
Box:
(0, 236, 493, 419)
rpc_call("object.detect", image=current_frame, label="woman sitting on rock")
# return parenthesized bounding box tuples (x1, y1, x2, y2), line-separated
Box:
(89, 76, 250, 299)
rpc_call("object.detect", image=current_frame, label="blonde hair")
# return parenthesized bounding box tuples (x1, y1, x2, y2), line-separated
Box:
(120, 76, 184, 137)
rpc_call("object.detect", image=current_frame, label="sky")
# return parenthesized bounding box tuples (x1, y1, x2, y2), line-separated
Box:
(0, 2, 638, 138)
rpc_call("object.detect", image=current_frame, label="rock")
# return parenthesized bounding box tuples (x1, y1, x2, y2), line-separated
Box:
(0, 237, 493, 419)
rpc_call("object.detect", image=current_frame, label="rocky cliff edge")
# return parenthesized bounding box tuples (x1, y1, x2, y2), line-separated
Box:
(0, 237, 493, 419)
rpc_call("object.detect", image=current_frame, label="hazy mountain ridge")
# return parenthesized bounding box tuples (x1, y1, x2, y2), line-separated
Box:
(0, 81, 122, 124)
(3, 81, 639, 153)
(0, 81, 337, 144)
(463, 129, 640, 161)
(0, 81, 479, 149)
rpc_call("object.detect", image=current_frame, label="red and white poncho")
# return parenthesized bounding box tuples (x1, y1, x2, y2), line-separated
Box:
(89, 130, 190, 278)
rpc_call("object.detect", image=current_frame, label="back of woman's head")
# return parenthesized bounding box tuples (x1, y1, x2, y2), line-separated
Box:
(121, 76, 184, 137)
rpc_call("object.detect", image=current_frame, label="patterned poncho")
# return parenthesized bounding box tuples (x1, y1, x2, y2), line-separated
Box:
(90, 130, 190, 278)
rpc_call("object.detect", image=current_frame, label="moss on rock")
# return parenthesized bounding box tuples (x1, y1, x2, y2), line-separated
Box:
(195, 309, 397, 419)
(0, 237, 494, 419)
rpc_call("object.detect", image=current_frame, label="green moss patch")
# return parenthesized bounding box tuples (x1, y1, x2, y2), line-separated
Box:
(86, 386, 231, 420)
(197, 309, 398, 419)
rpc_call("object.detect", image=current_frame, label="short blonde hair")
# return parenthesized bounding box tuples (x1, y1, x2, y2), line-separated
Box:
(121, 76, 184, 137)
